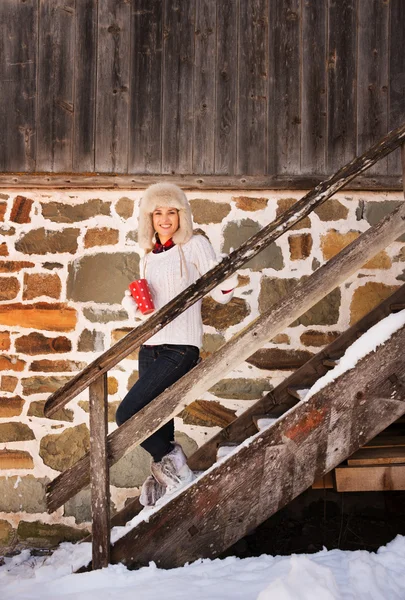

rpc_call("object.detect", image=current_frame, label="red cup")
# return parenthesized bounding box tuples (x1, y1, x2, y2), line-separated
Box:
(129, 279, 155, 315)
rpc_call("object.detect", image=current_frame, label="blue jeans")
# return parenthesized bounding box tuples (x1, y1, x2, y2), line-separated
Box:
(115, 344, 200, 462)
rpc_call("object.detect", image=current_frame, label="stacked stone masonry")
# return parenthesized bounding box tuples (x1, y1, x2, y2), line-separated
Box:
(0, 189, 404, 552)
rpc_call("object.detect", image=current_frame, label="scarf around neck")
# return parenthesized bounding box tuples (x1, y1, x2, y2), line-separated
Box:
(152, 235, 175, 254)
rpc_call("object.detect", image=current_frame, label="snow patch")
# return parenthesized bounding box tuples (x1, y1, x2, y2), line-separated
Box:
(1, 536, 405, 600)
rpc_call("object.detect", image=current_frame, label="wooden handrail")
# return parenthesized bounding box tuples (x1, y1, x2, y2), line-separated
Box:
(44, 121, 405, 417)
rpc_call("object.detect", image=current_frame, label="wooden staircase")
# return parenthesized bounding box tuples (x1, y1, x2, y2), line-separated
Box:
(101, 286, 405, 532)
(42, 123, 405, 570)
(100, 285, 405, 569)
(108, 308, 405, 569)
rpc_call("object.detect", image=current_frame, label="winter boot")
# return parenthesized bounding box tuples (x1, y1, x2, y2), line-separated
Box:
(139, 475, 166, 507)
(150, 443, 194, 493)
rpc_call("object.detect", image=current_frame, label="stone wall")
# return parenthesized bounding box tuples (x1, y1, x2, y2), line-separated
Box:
(0, 189, 404, 552)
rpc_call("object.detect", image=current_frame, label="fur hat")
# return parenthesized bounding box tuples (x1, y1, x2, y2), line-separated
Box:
(138, 182, 193, 250)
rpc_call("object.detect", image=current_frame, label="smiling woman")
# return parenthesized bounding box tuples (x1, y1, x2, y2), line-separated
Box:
(152, 206, 180, 244)
(119, 183, 238, 508)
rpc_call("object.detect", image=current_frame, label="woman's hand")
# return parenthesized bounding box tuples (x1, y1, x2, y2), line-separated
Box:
(122, 290, 139, 319)
(122, 290, 155, 322)
(220, 273, 238, 292)
(207, 259, 238, 304)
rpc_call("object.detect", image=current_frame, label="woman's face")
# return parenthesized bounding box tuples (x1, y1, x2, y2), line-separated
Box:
(152, 206, 180, 244)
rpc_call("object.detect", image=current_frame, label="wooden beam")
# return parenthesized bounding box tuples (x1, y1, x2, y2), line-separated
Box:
(109, 324, 405, 569)
(347, 447, 405, 466)
(46, 201, 405, 512)
(44, 121, 405, 419)
(0, 173, 402, 191)
(89, 373, 110, 570)
(335, 465, 405, 492)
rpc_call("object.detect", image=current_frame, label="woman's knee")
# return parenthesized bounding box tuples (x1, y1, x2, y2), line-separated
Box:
(115, 392, 146, 427)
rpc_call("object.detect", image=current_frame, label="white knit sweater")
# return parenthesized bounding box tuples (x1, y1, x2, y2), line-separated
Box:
(139, 235, 232, 348)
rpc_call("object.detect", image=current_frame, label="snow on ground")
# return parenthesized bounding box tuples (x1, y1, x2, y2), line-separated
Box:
(1, 535, 405, 600)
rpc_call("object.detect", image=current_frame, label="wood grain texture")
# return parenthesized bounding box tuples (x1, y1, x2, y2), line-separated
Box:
(45, 197, 405, 512)
(238, 0, 268, 174)
(109, 325, 405, 568)
(335, 465, 405, 492)
(36, 0, 75, 171)
(215, 0, 238, 174)
(95, 0, 130, 172)
(193, 0, 216, 174)
(73, 0, 98, 172)
(327, 0, 357, 173)
(0, 1, 403, 183)
(357, 0, 389, 175)
(0, 0, 37, 172)
(0, 173, 403, 191)
(162, 0, 195, 174)
(268, 0, 301, 174)
(301, 0, 326, 174)
(89, 373, 110, 569)
(129, 0, 163, 173)
(388, 0, 405, 174)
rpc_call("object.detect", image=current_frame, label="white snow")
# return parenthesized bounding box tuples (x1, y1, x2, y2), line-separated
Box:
(216, 445, 238, 459)
(1, 535, 405, 600)
(304, 309, 405, 402)
(256, 417, 278, 431)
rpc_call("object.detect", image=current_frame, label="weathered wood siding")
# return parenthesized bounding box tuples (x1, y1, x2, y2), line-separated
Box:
(0, 0, 404, 183)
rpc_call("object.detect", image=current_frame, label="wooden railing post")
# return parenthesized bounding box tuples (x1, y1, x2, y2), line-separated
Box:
(89, 373, 110, 569)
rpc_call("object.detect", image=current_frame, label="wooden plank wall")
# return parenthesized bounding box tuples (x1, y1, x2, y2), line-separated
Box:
(0, 0, 404, 181)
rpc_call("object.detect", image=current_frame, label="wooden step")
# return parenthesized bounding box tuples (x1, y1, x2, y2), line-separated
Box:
(347, 446, 405, 466)
(335, 464, 405, 492)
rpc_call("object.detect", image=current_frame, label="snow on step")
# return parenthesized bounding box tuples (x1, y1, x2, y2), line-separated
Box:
(305, 309, 405, 402)
(294, 388, 310, 401)
(256, 417, 278, 431)
(216, 444, 239, 460)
